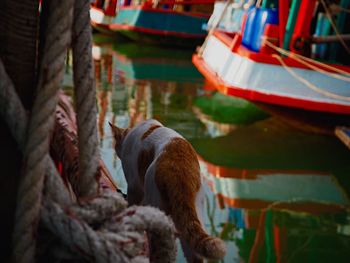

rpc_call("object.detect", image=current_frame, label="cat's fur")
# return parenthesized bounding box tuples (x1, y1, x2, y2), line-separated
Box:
(110, 119, 226, 262)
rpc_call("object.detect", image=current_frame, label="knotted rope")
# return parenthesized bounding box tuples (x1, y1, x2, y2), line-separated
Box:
(0, 0, 177, 262)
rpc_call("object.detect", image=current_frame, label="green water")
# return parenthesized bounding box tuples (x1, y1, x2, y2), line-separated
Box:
(71, 35, 350, 262)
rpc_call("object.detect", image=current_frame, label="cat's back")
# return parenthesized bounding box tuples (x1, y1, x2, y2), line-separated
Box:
(121, 119, 179, 155)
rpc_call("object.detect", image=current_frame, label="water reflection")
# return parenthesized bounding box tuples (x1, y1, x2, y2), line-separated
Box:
(192, 119, 350, 262)
(65, 35, 350, 262)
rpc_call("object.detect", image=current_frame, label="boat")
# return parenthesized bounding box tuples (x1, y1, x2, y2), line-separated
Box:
(90, 0, 215, 47)
(193, 0, 350, 126)
(90, 0, 118, 34)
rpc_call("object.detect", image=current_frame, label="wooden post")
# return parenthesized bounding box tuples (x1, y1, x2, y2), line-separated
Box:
(0, 1, 39, 262)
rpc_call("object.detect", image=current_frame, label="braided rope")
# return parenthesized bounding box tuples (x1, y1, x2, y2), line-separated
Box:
(11, 1, 74, 262)
(0, 61, 28, 148)
(71, 191, 128, 224)
(0, 60, 72, 207)
(42, 199, 146, 263)
(104, 206, 177, 263)
(72, 0, 100, 197)
(42, 200, 176, 262)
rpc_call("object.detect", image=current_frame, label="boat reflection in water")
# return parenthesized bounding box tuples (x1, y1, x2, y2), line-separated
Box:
(89, 36, 350, 262)
(93, 34, 206, 135)
(191, 117, 350, 262)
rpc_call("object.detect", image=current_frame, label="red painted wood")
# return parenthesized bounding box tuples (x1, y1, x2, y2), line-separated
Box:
(261, 24, 279, 54)
(290, 0, 317, 53)
(91, 20, 111, 30)
(105, 0, 118, 16)
(212, 31, 350, 73)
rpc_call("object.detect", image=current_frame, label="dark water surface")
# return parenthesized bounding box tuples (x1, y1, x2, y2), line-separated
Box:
(65, 35, 350, 262)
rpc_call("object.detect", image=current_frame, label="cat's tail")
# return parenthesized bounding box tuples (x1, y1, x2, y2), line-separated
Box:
(172, 201, 226, 260)
(163, 181, 226, 260)
(155, 138, 226, 260)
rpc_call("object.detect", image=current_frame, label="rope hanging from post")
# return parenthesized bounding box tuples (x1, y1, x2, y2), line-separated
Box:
(72, 0, 100, 198)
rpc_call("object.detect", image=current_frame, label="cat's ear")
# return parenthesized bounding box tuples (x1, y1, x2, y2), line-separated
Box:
(109, 122, 119, 137)
(109, 122, 129, 142)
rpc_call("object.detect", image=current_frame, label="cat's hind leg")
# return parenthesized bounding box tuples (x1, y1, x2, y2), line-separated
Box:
(126, 178, 144, 206)
(143, 164, 164, 209)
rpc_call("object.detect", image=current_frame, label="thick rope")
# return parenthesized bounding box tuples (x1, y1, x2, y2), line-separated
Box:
(0, 61, 28, 148)
(70, 191, 128, 224)
(72, 0, 100, 198)
(42, 199, 145, 263)
(0, 60, 72, 206)
(11, 1, 74, 262)
(104, 206, 177, 263)
(42, 200, 176, 263)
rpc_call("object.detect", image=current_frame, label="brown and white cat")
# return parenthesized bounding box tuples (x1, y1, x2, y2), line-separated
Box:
(110, 119, 226, 262)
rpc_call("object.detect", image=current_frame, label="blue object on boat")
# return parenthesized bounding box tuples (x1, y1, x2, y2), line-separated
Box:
(242, 7, 279, 52)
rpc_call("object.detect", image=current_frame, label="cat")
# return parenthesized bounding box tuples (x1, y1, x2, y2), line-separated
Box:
(110, 119, 226, 262)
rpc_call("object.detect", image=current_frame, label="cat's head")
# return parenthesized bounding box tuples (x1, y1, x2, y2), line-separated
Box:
(109, 122, 130, 156)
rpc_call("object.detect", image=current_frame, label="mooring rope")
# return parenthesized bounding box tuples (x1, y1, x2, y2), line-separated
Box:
(72, 0, 100, 198)
(11, 0, 74, 262)
(273, 54, 350, 102)
(320, 0, 350, 55)
(197, 0, 234, 56)
(264, 40, 350, 82)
